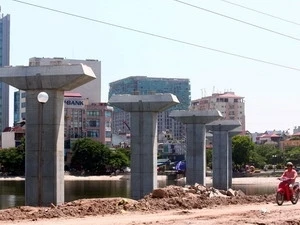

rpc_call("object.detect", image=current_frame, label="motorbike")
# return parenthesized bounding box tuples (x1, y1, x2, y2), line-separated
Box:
(276, 177, 300, 205)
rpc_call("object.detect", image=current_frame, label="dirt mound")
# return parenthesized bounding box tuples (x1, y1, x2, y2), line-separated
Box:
(0, 184, 275, 222)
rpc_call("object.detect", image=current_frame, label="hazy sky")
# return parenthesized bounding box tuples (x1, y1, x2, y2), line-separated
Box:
(2, 0, 300, 133)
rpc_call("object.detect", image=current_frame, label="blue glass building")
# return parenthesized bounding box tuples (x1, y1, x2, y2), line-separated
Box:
(0, 14, 10, 132)
(109, 76, 191, 141)
(14, 91, 20, 124)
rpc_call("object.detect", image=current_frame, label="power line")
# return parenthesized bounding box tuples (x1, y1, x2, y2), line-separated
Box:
(11, 0, 300, 72)
(221, 0, 300, 26)
(172, 0, 300, 42)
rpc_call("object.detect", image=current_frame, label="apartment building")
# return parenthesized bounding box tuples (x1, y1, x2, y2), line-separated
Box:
(191, 91, 245, 133)
(64, 91, 113, 145)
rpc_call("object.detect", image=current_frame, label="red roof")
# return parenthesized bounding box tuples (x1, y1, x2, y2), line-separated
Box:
(64, 92, 82, 97)
(259, 133, 280, 138)
(219, 92, 243, 98)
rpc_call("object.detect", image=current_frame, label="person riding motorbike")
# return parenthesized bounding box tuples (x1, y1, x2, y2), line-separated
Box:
(280, 162, 298, 194)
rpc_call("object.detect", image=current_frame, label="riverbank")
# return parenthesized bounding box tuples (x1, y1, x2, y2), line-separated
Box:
(0, 181, 291, 225)
(0, 174, 281, 186)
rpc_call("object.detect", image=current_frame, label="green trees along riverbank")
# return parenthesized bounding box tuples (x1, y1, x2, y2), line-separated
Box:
(1, 136, 300, 176)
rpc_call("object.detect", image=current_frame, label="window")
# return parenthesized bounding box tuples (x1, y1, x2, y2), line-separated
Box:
(105, 131, 111, 137)
(105, 121, 111, 128)
(105, 111, 112, 117)
(87, 130, 99, 137)
(87, 120, 100, 127)
(21, 112, 26, 120)
(87, 110, 100, 116)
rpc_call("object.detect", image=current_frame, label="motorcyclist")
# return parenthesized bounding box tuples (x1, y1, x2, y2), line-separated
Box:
(280, 162, 298, 193)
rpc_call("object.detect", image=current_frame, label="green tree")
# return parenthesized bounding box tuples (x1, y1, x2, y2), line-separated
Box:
(17, 137, 26, 151)
(253, 144, 277, 159)
(284, 147, 300, 166)
(70, 138, 111, 174)
(0, 147, 25, 175)
(115, 147, 131, 160)
(249, 150, 266, 169)
(206, 148, 212, 169)
(232, 135, 254, 167)
(108, 149, 130, 170)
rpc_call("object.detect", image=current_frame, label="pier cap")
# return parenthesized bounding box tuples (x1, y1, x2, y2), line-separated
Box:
(0, 64, 96, 90)
(206, 119, 241, 131)
(229, 127, 243, 136)
(169, 109, 222, 124)
(108, 93, 179, 112)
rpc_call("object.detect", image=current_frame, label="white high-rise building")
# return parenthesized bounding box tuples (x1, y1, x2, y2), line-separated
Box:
(14, 57, 101, 124)
(29, 57, 101, 103)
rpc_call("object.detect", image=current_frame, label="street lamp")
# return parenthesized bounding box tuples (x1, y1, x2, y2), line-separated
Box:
(37, 92, 49, 104)
(37, 91, 49, 206)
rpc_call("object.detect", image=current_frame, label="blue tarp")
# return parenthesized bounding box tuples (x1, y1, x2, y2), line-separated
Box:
(175, 160, 186, 172)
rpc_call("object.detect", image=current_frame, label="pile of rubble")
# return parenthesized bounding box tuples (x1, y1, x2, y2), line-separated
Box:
(0, 184, 275, 222)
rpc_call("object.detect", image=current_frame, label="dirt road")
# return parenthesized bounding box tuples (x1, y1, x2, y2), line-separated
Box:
(2, 201, 300, 225)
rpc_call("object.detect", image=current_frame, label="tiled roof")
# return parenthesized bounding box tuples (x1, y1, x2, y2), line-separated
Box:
(292, 132, 300, 136)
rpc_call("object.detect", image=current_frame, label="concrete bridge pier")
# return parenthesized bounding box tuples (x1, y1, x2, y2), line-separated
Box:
(0, 64, 96, 206)
(25, 89, 65, 206)
(169, 110, 222, 185)
(206, 120, 241, 190)
(109, 94, 179, 200)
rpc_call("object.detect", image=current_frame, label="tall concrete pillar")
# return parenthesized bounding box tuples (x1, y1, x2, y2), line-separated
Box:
(206, 120, 241, 190)
(0, 64, 96, 206)
(109, 94, 179, 200)
(228, 127, 242, 188)
(169, 110, 222, 185)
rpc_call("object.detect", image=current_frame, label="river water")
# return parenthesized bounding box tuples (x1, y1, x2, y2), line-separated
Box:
(0, 177, 277, 210)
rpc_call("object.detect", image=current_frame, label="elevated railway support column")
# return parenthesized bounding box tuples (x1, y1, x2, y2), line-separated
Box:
(109, 94, 179, 200)
(0, 65, 96, 206)
(206, 120, 241, 190)
(169, 110, 222, 186)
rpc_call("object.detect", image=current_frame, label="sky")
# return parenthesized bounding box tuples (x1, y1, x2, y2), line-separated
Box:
(2, 0, 300, 133)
